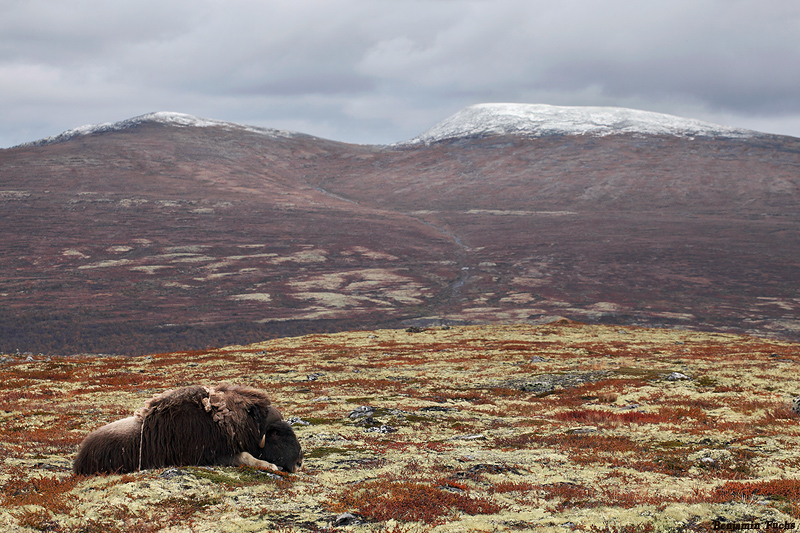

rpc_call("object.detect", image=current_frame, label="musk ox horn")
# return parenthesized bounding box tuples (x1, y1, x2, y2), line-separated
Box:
(259, 434, 266, 448)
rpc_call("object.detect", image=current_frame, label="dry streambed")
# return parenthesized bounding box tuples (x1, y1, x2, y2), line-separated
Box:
(1, 323, 799, 532)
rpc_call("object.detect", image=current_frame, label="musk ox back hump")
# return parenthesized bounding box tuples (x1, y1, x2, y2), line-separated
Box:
(73, 416, 142, 475)
(139, 386, 244, 469)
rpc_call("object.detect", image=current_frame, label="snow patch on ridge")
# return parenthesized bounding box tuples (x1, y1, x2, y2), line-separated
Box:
(16, 112, 301, 148)
(406, 103, 758, 144)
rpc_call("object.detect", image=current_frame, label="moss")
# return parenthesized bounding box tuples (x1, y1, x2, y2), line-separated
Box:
(695, 375, 719, 387)
(186, 467, 286, 486)
(657, 440, 685, 449)
(345, 397, 373, 404)
(403, 414, 437, 424)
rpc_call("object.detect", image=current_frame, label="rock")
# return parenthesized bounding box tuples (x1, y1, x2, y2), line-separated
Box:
(334, 513, 362, 526)
(287, 416, 311, 426)
(530, 356, 548, 363)
(364, 425, 398, 433)
(519, 381, 554, 393)
(567, 427, 598, 434)
(792, 397, 800, 414)
(452, 434, 485, 440)
(689, 448, 732, 465)
(160, 468, 188, 479)
(348, 406, 375, 419)
(356, 415, 377, 427)
(420, 406, 459, 412)
(667, 372, 691, 381)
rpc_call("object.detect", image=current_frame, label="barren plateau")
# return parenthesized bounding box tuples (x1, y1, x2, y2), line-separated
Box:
(1, 323, 799, 532)
(1, 114, 799, 355)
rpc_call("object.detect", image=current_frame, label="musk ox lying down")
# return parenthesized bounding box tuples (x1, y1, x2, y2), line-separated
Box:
(74, 384, 303, 475)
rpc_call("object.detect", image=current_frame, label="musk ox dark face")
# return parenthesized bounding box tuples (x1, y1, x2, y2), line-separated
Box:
(73, 384, 303, 475)
(258, 420, 303, 473)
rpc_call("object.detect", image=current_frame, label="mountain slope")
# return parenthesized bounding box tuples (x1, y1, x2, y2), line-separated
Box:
(1, 105, 798, 354)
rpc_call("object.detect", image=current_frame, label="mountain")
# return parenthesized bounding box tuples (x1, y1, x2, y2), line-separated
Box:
(17, 111, 304, 148)
(406, 103, 758, 143)
(1, 105, 798, 355)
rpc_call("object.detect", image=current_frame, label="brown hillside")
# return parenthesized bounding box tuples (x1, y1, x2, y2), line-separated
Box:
(1, 119, 799, 354)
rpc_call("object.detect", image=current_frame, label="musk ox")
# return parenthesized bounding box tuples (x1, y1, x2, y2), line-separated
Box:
(73, 384, 303, 475)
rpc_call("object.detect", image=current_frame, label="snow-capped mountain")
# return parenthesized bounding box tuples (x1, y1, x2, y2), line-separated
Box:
(408, 103, 759, 144)
(18, 112, 300, 147)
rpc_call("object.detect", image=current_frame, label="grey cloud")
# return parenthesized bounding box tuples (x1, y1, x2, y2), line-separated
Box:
(1, 0, 799, 147)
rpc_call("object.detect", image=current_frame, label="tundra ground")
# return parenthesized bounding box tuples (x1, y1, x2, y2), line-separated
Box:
(1, 323, 799, 532)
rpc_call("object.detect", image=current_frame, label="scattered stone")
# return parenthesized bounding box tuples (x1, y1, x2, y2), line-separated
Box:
(348, 406, 375, 419)
(567, 427, 598, 435)
(186, 362, 198, 367)
(364, 425, 397, 433)
(509, 371, 611, 394)
(160, 468, 188, 479)
(518, 381, 554, 394)
(452, 434, 485, 441)
(334, 513, 362, 526)
(287, 416, 310, 426)
(366, 334, 378, 339)
(792, 397, 800, 414)
(689, 448, 732, 466)
(356, 415, 377, 427)
(420, 406, 459, 412)
(530, 356, 548, 363)
(405, 326, 424, 333)
(667, 372, 691, 381)
(306, 372, 325, 381)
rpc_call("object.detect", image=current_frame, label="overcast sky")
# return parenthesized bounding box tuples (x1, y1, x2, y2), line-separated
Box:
(2, 0, 799, 147)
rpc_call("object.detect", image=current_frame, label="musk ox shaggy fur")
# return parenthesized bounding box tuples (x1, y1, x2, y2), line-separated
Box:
(73, 384, 303, 475)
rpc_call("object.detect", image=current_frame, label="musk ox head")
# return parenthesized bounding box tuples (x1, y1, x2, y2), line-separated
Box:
(257, 420, 304, 473)
(74, 383, 303, 475)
